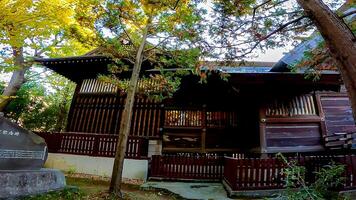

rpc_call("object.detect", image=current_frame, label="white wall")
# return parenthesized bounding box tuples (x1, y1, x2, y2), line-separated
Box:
(45, 153, 148, 182)
(148, 139, 162, 157)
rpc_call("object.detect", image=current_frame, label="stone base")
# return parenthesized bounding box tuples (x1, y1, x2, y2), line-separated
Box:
(0, 168, 66, 199)
(222, 179, 284, 198)
(45, 153, 148, 181)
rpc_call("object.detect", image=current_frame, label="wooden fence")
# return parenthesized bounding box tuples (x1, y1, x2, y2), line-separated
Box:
(224, 157, 286, 190)
(150, 153, 248, 180)
(224, 154, 356, 191)
(150, 154, 225, 180)
(36, 132, 148, 159)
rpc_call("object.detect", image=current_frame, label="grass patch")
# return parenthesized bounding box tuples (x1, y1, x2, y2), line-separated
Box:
(21, 176, 176, 200)
(22, 187, 84, 200)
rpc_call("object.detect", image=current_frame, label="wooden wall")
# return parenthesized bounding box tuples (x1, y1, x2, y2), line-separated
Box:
(260, 92, 356, 154)
(66, 79, 163, 138)
(66, 78, 356, 154)
(320, 93, 356, 135)
(260, 94, 325, 153)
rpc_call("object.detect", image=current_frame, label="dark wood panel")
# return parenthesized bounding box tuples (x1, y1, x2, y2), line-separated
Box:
(321, 98, 351, 107)
(321, 95, 356, 135)
(265, 123, 322, 149)
(266, 146, 324, 153)
(266, 130, 320, 139)
(325, 119, 356, 126)
(323, 107, 353, 115)
(266, 137, 321, 147)
(266, 123, 320, 138)
(325, 125, 356, 134)
(266, 117, 321, 123)
(325, 116, 354, 122)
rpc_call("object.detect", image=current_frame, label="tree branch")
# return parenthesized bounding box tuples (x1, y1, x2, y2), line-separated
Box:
(340, 10, 356, 19)
(172, 0, 180, 10)
(237, 15, 307, 58)
(116, 7, 137, 49)
(251, 0, 289, 28)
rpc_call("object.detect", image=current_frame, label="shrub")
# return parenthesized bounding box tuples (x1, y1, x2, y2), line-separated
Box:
(277, 153, 346, 200)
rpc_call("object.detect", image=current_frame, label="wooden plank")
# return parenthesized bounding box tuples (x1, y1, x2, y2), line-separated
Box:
(266, 117, 322, 123)
(267, 137, 321, 146)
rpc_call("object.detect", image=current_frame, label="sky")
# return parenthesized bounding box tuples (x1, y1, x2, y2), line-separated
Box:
(249, 48, 289, 62)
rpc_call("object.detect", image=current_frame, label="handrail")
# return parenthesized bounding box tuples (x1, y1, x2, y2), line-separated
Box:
(36, 132, 148, 159)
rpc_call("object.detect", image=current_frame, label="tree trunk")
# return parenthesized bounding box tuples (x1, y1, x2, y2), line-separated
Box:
(109, 24, 150, 196)
(0, 47, 26, 111)
(297, 0, 356, 122)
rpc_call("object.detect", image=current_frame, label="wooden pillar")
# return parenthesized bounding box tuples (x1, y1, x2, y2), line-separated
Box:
(159, 104, 165, 137)
(259, 107, 268, 156)
(315, 93, 327, 138)
(201, 104, 207, 153)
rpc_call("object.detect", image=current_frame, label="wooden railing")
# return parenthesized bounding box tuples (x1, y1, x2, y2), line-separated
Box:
(224, 154, 356, 191)
(224, 157, 286, 190)
(36, 132, 148, 159)
(150, 154, 225, 180)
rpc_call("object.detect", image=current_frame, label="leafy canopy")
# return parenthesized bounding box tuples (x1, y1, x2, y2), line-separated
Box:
(97, 0, 204, 100)
(203, 0, 345, 62)
(0, 0, 100, 72)
(4, 70, 75, 132)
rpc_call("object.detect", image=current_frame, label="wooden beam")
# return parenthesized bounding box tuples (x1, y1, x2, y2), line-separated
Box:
(259, 107, 268, 154)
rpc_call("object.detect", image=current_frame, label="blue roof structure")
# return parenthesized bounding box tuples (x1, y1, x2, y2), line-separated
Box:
(270, 7, 356, 72)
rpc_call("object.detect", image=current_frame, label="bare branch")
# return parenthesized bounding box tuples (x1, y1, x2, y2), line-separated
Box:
(144, 36, 174, 52)
(34, 33, 65, 57)
(116, 7, 137, 49)
(251, 0, 289, 27)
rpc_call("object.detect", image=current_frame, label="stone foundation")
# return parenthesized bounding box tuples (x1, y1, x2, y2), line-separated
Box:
(0, 169, 66, 199)
(45, 153, 148, 181)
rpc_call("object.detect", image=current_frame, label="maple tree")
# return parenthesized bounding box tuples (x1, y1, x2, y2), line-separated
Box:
(0, 0, 100, 111)
(97, 0, 203, 195)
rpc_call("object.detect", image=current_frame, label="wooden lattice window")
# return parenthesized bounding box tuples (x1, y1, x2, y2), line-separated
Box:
(164, 110, 202, 127)
(206, 111, 238, 128)
(80, 79, 118, 93)
(80, 78, 163, 94)
(266, 94, 317, 117)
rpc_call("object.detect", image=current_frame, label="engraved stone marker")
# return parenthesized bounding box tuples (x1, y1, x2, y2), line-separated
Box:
(0, 115, 48, 170)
